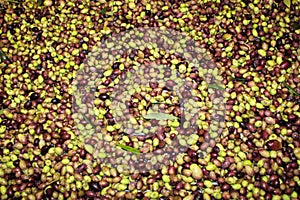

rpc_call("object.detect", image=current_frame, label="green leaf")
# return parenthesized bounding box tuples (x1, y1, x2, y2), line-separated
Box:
(101, 8, 107, 14)
(5, 0, 20, 3)
(293, 22, 300, 30)
(151, 101, 173, 105)
(283, 82, 300, 96)
(38, 0, 44, 6)
(81, 113, 96, 128)
(116, 143, 140, 154)
(143, 112, 177, 120)
(0, 50, 8, 62)
(283, 0, 291, 8)
(231, 76, 246, 83)
(207, 84, 226, 90)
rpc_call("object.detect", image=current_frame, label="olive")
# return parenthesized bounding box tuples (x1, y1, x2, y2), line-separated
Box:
(32, 27, 39, 32)
(89, 181, 101, 191)
(99, 93, 109, 100)
(51, 98, 60, 104)
(30, 92, 39, 100)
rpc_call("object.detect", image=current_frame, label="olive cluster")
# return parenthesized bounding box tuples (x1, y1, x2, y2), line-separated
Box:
(0, 0, 299, 199)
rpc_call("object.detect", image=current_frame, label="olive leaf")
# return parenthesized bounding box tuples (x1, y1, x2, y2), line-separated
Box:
(283, 82, 300, 96)
(283, 0, 291, 8)
(207, 84, 226, 90)
(293, 22, 300, 30)
(116, 143, 140, 154)
(151, 101, 173, 105)
(38, 0, 44, 6)
(81, 113, 96, 128)
(231, 76, 246, 83)
(101, 8, 107, 14)
(5, 0, 20, 3)
(0, 50, 8, 62)
(143, 112, 177, 120)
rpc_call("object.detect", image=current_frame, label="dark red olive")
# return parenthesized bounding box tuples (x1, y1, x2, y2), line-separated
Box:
(266, 140, 282, 150)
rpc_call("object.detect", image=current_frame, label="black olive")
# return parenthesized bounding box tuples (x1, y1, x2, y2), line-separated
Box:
(32, 27, 39, 32)
(228, 126, 235, 133)
(129, 53, 135, 60)
(159, 197, 169, 200)
(112, 62, 120, 69)
(6, 142, 13, 151)
(45, 188, 54, 196)
(100, 35, 108, 43)
(51, 98, 60, 104)
(24, 100, 32, 109)
(136, 192, 144, 198)
(90, 87, 96, 93)
(12, 159, 20, 167)
(236, 172, 245, 178)
(36, 33, 42, 41)
(99, 94, 109, 100)
(30, 72, 39, 81)
(7, 187, 13, 197)
(294, 184, 300, 193)
(283, 32, 289, 38)
(257, 26, 263, 31)
(41, 145, 51, 155)
(10, 29, 15, 35)
(245, 14, 252, 20)
(6, 24, 13, 31)
(36, 64, 42, 70)
(276, 38, 283, 47)
(145, 10, 151, 16)
(89, 182, 101, 191)
(8, 172, 16, 179)
(33, 138, 39, 146)
(110, 73, 118, 80)
(254, 175, 260, 181)
(158, 14, 165, 20)
(30, 92, 39, 100)
(107, 119, 115, 125)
